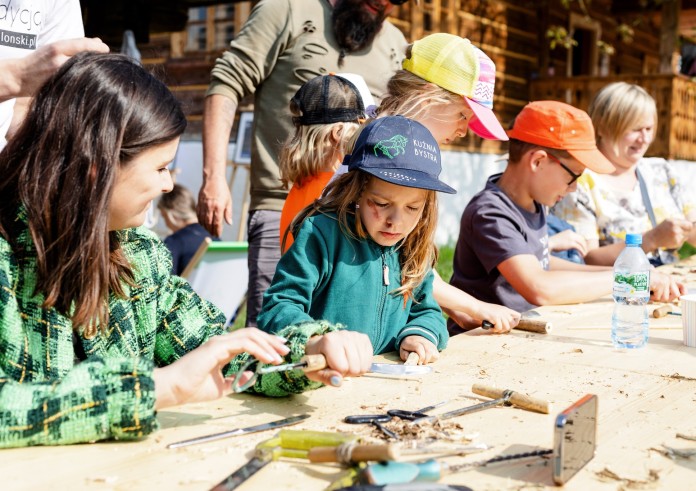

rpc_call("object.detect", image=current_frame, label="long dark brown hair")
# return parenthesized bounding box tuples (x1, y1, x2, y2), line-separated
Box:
(0, 53, 187, 335)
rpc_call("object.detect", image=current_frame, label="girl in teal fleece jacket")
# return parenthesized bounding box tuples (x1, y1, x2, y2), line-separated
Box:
(259, 116, 456, 364)
(0, 53, 372, 448)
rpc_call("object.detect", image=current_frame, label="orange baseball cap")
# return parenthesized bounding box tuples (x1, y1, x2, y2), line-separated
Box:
(507, 100, 615, 173)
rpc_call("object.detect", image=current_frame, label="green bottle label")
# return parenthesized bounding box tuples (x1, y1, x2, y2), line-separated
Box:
(613, 272, 650, 297)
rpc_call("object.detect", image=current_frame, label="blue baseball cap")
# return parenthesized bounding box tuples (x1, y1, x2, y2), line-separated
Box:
(344, 116, 457, 194)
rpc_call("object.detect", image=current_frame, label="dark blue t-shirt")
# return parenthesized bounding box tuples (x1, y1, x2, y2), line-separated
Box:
(449, 173, 550, 313)
(163, 223, 219, 275)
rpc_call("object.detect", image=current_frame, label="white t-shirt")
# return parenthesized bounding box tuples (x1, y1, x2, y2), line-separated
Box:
(0, 0, 83, 148)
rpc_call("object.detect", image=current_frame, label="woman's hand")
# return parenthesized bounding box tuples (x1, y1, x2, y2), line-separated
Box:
(399, 335, 439, 365)
(644, 219, 693, 251)
(153, 328, 289, 410)
(304, 330, 373, 386)
(548, 230, 588, 256)
(649, 271, 687, 303)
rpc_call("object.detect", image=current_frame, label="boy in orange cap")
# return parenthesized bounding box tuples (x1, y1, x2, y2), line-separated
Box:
(448, 101, 686, 328)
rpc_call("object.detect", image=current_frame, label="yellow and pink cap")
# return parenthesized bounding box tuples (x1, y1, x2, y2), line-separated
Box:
(402, 33, 508, 141)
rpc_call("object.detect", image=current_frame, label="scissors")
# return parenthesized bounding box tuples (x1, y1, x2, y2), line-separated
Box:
(232, 354, 327, 393)
(344, 401, 449, 440)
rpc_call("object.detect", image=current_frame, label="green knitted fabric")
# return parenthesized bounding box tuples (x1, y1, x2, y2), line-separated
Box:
(226, 320, 341, 397)
(0, 215, 336, 448)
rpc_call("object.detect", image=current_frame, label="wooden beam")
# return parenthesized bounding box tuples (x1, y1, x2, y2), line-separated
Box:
(659, 0, 679, 74)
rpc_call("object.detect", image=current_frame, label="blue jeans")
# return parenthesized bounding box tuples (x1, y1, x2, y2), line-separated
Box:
(245, 209, 281, 327)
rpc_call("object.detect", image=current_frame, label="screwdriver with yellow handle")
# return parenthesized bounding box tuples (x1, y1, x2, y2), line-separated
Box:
(214, 429, 362, 490)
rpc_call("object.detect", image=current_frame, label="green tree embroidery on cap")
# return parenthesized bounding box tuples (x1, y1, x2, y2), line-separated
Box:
(374, 135, 407, 159)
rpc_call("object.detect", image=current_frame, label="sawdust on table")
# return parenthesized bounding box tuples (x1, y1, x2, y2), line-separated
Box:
(650, 445, 696, 459)
(594, 467, 661, 489)
(363, 417, 471, 443)
(664, 373, 696, 382)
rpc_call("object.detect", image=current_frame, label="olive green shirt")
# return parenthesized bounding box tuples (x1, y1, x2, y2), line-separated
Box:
(208, 0, 406, 211)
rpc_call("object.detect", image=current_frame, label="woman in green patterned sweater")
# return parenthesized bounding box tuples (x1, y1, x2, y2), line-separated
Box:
(0, 53, 373, 448)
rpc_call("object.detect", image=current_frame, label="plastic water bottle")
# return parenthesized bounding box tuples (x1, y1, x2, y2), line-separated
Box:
(611, 233, 650, 348)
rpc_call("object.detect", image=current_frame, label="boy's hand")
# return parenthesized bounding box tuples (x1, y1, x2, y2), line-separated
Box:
(548, 230, 588, 256)
(399, 335, 439, 364)
(472, 302, 521, 333)
(445, 308, 480, 330)
(304, 330, 373, 386)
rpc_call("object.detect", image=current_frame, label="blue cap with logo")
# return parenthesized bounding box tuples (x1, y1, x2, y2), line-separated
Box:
(344, 116, 456, 194)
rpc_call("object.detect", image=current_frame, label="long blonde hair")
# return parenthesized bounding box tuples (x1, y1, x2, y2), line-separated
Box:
(291, 170, 439, 301)
(377, 69, 463, 121)
(279, 101, 359, 188)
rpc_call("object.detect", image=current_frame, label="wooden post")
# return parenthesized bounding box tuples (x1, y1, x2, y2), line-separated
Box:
(659, 0, 680, 74)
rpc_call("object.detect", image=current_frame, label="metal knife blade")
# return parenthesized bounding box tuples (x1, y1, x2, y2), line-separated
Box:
(209, 454, 271, 491)
(167, 414, 310, 449)
(370, 363, 432, 375)
(258, 360, 307, 374)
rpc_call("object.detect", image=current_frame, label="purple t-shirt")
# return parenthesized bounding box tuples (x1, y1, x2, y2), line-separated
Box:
(449, 173, 550, 313)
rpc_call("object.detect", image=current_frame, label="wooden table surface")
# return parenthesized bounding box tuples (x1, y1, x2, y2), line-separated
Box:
(5, 261, 696, 491)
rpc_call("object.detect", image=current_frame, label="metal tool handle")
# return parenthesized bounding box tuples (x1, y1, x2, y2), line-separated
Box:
(308, 443, 400, 463)
(414, 397, 504, 424)
(448, 448, 553, 473)
(472, 384, 550, 414)
(344, 414, 391, 424)
(301, 354, 327, 372)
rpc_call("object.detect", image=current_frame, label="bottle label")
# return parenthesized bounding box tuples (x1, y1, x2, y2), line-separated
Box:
(613, 272, 650, 297)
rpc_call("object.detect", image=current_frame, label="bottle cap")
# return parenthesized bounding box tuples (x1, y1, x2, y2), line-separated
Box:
(625, 233, 642, 246)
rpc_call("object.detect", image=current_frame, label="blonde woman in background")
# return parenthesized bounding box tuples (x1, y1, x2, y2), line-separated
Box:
(552, 82, 696, 267)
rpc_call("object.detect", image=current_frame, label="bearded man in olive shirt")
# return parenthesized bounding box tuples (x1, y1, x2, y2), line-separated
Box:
(198, 0, 406, 326)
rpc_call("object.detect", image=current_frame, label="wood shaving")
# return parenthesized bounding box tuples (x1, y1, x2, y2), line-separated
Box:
(595, 467, 661, 489)
(86, 476, 119, 484)
(664, 373, 696, 382)
(651, 445, 696, 459)
(677, 433, 696, 441)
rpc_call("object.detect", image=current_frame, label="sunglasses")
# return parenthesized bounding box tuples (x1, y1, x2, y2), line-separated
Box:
(547, 153, 583, 186)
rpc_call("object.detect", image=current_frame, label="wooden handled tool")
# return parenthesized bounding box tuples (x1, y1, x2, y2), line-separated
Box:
(472, 384, 551, 414)
(308, 443, 400, 463)
(258, 354, 327, 374)
(515, 318, 552, 334)
(482, 318, 552, 334)
(404, 352, 420, 366)
(652, 305, 671, 318)
(300, 354, 328, 371)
